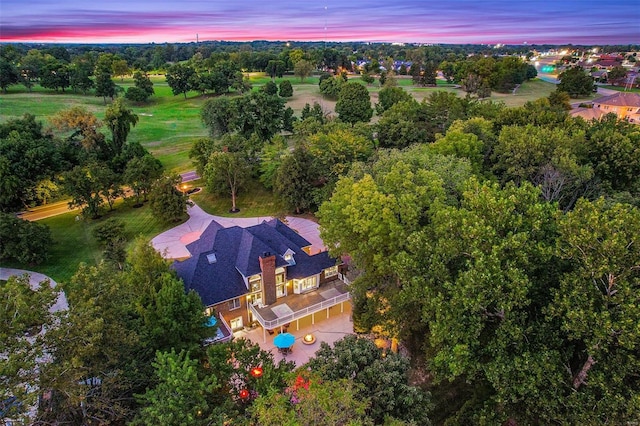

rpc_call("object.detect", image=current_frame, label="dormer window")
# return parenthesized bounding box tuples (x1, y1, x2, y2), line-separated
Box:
(206, 253, 217, 264)
(283, 249, 296, 265)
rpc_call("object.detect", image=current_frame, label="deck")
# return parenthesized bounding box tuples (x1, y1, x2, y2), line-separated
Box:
(248, 279, 350, 330)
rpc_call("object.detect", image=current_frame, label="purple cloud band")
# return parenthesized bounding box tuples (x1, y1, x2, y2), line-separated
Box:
(1, 0, 638, 44)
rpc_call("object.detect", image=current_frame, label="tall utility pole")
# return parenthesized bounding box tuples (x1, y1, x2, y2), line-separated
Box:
(324, 6, 328, 49)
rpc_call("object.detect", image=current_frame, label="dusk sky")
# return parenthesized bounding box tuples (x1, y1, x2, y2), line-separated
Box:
(1, 0, 638, 45)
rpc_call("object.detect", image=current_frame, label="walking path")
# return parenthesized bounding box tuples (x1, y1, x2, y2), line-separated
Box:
(151, 203, 326, 259)
(0, 267, 68, 312)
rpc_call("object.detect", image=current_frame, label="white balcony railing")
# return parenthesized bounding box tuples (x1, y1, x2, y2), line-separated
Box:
(249, 292, 350, 330)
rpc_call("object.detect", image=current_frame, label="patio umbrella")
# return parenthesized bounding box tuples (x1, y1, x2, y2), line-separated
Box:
(273, 332, 295, 349)
(206, 316, 217, 327)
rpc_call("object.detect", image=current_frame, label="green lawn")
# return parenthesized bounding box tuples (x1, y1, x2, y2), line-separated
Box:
(191, 178, 288, 218)
(0, 75, 557, 173)
(0, 77, 206, 174)
(1, 200, 182, 284)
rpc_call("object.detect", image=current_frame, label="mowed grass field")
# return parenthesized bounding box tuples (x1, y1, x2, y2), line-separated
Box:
(1, 199, 172, 282)
(0, 73, 556, 283)
(0, 74, 559, 170)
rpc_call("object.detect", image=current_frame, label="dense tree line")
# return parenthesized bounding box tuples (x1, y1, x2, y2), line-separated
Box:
(315, 97, 640, 423)
(2, 250, 427, 424)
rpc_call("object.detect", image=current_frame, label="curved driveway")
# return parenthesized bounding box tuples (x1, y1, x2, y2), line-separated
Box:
(152, 203, 326, 259)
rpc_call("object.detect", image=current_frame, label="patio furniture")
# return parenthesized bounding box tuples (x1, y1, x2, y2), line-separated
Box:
(274, 332, 295, 350)
(278, 346, 292, 355)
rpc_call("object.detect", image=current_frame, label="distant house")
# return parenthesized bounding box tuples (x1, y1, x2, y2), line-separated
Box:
(173, 219, 349, 342)
(594, 55, 624, 70)
(590, 69, 608, 82)
(570, 92, 640, 124)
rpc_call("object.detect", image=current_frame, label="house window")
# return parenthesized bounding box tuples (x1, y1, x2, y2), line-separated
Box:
(228, 298, 241, 311)
(249, 275, 262, 293)
(284, 253, 295, 265)
(324, 265, 338, 278)
(230, 317, 243, 330)
(247, 292, 262, 306)
(276, 269, 286, 297)
(297, 276, 317, 293)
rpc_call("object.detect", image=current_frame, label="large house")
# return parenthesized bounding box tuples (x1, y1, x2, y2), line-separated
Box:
(571, 92, 640, 124)
(173, 219, 349, 342)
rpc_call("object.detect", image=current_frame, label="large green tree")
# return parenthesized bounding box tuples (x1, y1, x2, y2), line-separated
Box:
(149, 174, 190, 223)
(307, 335, 431, 424)
(307, 128, 374, 185)
(0, 115, 62, 211)
(278, 79, 293, 98)
(265, 59, 286, 80)
(584, 115, 640, 192)
(201, 96, 235, 139)
(375, 86, 413, 115)
(547, 198, 640, 423)
(335, 82, 373, 125)
(0, 58, 19, 93)
(274, 145, 319, 214)
(61, 163, 107, 219)
(126, 71, 154, 102)
(132, 350, 221, 425)
(39, 58, 70, 92)
(92, 217, 127, 269)
(0, 213, 53, 264)
(94, 55, 116, 103)
(166, 63, 195, 98)
(204, 150, 250, 212)
(104, 98, 139, 160)
(376, 100, 430, 148)
(41, 239, 207, 424)
(293, 59, 313, 82)
(1, 275, 57, 423)
(557, 66, 594, 97)
(123, 154, 163, 206)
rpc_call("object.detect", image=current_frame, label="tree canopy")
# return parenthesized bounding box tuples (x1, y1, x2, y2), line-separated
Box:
(335, 82, 373, 125)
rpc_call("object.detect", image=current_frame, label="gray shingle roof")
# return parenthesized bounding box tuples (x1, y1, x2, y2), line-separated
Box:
(173, 219, 337, 307)
(595, 92, 640, 108)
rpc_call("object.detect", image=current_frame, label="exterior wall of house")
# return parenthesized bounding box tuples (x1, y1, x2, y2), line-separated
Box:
(596, 102, 638, 121)
(320, 265, 341, 285)
(209, 264, 346, 332)
(210, 295, 250, 332)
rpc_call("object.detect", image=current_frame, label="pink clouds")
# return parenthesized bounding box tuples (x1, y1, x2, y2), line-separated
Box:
(1, 0, 638, 44)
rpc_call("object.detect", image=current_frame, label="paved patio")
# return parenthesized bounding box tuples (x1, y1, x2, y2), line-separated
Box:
(235, 302, 353, 366)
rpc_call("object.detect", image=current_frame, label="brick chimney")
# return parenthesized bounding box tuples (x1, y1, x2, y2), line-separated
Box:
(259, 252, 277, 305)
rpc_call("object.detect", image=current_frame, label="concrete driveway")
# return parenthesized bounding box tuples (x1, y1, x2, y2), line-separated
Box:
(152, 203, 326, 259)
